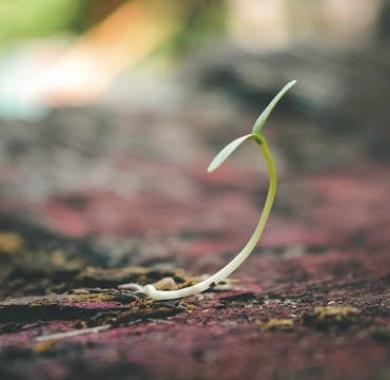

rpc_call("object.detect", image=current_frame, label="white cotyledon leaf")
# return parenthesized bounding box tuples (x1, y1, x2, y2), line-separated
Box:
(207, 133, 254, 173)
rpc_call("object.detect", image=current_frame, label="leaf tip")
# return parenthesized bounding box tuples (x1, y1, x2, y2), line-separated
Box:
(252, 79, 297, 134)
(207, 163, 216, 173)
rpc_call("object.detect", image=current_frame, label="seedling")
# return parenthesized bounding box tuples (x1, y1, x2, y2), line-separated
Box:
(120, 80, 297, 300)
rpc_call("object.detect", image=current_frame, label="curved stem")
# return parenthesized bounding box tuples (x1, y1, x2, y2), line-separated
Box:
(124, 135, 277, 300)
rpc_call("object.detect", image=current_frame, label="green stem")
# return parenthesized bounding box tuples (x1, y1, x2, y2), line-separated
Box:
(251, 135, 277, 249)
(126, 134, 277, 300)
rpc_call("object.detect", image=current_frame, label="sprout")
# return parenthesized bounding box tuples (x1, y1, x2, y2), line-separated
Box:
(119, 80, 297, 300)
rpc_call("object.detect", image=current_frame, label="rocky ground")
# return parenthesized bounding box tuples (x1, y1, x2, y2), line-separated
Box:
(0, 47, 389, 380)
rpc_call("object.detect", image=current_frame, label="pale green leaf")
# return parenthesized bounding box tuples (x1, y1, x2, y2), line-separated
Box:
(252, 80, 297, 135)
(207, 134, 254, 173)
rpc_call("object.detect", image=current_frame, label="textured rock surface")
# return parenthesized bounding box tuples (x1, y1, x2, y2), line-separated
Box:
(0, 65, 389, 379)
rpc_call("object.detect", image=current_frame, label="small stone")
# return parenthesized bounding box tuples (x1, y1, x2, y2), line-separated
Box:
(314, 306, 360, 321)
(154, 277, 177, 290)
(0, 233, 23, 254)
(32, 339, 58, 354)
(258, 318, 294, 331)
(303, 305, 361, 330)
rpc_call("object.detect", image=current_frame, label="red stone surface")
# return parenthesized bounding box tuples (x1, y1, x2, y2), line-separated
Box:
(0, 104, 389, 380)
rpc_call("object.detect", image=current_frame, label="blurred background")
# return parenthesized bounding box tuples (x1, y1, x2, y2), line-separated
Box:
(1, 3, 390, 379)
(0, 0, 389, 274)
